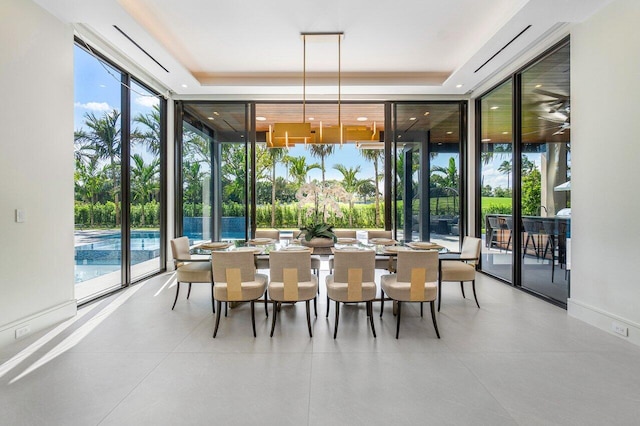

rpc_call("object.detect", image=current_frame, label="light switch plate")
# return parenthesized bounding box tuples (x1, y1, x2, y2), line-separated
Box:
(15, 209, 25, 223)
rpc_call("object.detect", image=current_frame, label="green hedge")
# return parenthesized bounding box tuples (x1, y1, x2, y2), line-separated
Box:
(75, 201, 161, 228)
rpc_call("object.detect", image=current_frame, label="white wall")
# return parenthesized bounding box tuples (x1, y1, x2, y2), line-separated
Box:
(568, 0, 640, 345)
(0, 0, 76, 347)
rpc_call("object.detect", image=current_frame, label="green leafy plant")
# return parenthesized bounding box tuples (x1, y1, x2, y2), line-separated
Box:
(299, 222, 336, 242)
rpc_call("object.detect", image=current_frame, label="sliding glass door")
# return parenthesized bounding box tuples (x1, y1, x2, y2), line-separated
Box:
(178, 103, 249, 242)
(476, 39, 570, 306)
(74, 40, 166, 302)
(393, 102, 464, 251)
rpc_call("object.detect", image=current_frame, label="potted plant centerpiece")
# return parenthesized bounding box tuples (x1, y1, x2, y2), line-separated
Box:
(296, 182, 347, 248)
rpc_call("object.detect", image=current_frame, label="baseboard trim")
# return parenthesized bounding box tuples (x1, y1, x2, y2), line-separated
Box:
(568, 298, 640, 347)
(0, 300, 77, 349)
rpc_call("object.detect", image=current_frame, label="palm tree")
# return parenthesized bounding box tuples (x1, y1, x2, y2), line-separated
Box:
(498, 160, 512, 191)
(75, 110, 122, 225)
(131, 105, 161, 156)
(307, 144, 335, 185)
(333, 164, 363, 227)
(131, 154, 160, 226)
(74, 156, 106, 227)
(265, 147, 286, 227)
(360, 149, 383, 226)
(431, 157, 459, 214)
(183, 160, 205, 217)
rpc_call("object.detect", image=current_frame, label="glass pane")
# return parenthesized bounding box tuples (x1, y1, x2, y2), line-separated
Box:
(520, 43, 571, 303)
(254, 103, 386, 238)
(181, 119, 212, 244)
(394, 103, 461, 251)
(479, 81, 514, 282)
(73, 45, 123, 299)
(129, 81, 162, 280)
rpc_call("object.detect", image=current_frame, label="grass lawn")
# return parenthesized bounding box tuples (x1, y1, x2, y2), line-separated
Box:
(481, 197, 512, 209)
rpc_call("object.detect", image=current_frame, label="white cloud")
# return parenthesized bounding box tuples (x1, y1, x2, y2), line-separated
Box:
(74, 101, 112, 111)
(135, 96, 159, 108)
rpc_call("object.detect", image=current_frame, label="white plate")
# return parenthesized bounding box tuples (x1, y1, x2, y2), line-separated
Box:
(282, 246, 310, 252)
(369, 238, 396, 245)
(233, 247, 263, 254)
(337, 237, 359, 244)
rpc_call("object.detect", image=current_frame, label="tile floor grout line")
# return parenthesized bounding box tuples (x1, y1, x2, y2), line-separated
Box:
(451, 350, 524, 425)
(95, 350, 173, 426)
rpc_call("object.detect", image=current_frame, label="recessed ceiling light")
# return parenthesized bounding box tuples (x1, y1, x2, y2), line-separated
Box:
(502, 131, 509, 134)
(308, 117, 314, 121)
(490, 106, 499, 110)
(256, 116, 266, 121)
(481, 138, 491, 142)
(456, 84, 463, 88)
(535, 84, 542, 88)
(357, 117, 367, 121)
(409, 117, 417, 121)
(446, 131, 453, 135)
(424, 112, 430, 116)
(398, 135, 402, 139)
(213, 111, 220, 116)
(207, 117, 214, 120)
(181, 84, 188, 88)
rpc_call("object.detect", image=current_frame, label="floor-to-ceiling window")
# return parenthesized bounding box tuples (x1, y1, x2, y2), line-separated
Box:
(254, 103, 386, 235)
(393, 102, 465, 251)
(178, 103, 249, 242)
(74, 39, 166, 302)
(129, 81, 163, 281)
(476, 39, 570, 306)
(519, 42, 571, 302)
(478, 81, 514, 282)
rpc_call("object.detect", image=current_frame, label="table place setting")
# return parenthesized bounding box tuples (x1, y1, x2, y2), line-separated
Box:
(197, 241, 232, 250)
(247, 238, 276, 245)
(368, 237, 397, 246)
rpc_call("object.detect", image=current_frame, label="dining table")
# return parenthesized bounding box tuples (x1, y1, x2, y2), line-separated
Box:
(191, 238, 454, 312)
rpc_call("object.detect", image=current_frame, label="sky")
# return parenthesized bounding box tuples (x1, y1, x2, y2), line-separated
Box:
(75, 44, 534, 190)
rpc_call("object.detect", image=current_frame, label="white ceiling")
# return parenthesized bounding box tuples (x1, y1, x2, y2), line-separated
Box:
(35, 0, 610, 98)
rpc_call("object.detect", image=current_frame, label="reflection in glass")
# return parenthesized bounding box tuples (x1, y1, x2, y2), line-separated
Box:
(520, 43, 571, 303)
(479, 81, 514, 283)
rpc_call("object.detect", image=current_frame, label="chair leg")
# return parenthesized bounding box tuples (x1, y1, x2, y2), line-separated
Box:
(368, 301, 376, 338)
(420, 302, 423, 318)
(313, 296, 317, 318)
(210, 282, 215, 314)
(264, 291, 269, 318)
(171, 282, 181, 310)
(460, 281, 466, 298)
(187, 283, 192, 299)
(306, 300, 312, 338)
(472, 280, 480, 308)
(380, 289, 385, 317)
(430, 300, 440, 338)
(326, 295, 330, 318)
(395, 301, 402, 339)
(213, 300, 222, 338)
(225, 302, 228, 317)
(270, 301, 278, 337)
(333, 301, 340, 339)
(437, 278, 442, 312)
(251, 301, 256, 338)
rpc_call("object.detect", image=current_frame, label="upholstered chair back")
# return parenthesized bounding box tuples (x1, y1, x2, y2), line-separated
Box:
(396, 250, 438, 283)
